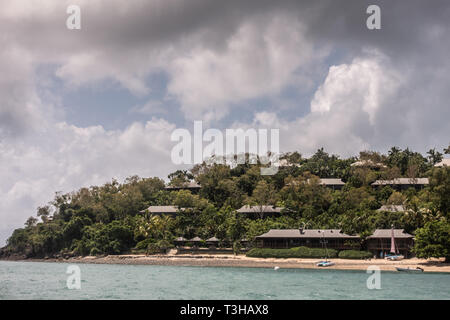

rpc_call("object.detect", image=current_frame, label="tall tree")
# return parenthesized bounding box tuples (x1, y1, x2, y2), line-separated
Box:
(429, 167, 450, 217)
(37, 205, 51, 223)
(25, 216, 38, 228)
(427, 148, 443, 166)
(444, 144, 450, 155)
(414, 220, 450, 262)
(248, 180, 278, 218)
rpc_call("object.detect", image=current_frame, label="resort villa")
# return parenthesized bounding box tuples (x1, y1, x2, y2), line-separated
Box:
(371, 178, 429, 190)
(236, 205, 283, 219)
(254, 228, 416, 258)
(255, 229, 360, 250)
(164, 181, 201, 192)
(366, 229, 414, 258)
(139, 205, 182, 217)
(316, 178, 345, 190)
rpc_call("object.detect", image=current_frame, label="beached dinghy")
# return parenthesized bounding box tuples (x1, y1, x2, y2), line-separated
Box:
(317, 261, 335, 267)
(385, 254, 404, 261)
(395, 267, 424, 272)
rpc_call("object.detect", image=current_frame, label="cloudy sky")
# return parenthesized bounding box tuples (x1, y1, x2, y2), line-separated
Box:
(1, 0, 449, 245)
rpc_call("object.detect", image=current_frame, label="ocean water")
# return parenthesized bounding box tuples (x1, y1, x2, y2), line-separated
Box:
(0, 260, 449, 300)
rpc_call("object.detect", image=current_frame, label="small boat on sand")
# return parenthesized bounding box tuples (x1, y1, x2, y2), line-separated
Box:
(317, 261, 335, 267)
(385, 254, 404, 261)
(396, 267, 424, 272)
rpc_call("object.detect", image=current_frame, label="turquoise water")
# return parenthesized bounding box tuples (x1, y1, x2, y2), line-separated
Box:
(0, 261, 449, 299)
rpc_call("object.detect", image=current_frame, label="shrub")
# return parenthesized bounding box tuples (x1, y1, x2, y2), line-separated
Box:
(72, 239, 90, 256)
(246, 246, 337, 259)
(310, 248, 337, 258)
(338, 250, 372, 259)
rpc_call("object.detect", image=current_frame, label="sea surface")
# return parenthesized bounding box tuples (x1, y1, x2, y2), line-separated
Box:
(0, 260, 449, 300)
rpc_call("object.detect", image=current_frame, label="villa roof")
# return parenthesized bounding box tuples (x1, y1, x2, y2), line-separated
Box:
(190, 237, 203, 242)
(236, 205, 283, 213)
(377, 205, 406, 212)
(318, 178, 345, 186)
(367, 229, 413, 239)
(434, 159, 450, 167)
(139, 205, 181, 214)
(256, 229, 359, 239)
(371, 178, 429, 186)
(206, 237, 219, 242)
(174, 237, 186, 241)
(304, 178, 345, 186)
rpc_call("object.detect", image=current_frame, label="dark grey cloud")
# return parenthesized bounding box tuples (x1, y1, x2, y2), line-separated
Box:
(5, 1, 449, 56)
(1, 0, 449, 143)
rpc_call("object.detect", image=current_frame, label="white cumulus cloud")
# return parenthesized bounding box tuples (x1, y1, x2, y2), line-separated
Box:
(0, 117, 179, 246)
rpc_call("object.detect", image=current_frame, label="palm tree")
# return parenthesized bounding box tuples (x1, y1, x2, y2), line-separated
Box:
(444, 144, 450, 155)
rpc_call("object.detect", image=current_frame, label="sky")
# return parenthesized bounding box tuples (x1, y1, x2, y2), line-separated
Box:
(1, 0, 449, 245)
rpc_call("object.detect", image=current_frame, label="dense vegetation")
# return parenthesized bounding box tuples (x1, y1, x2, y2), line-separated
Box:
(246, 247, 373, 259)
(1, 146, 449, 261)
(246, 247, 338, 259)
(338, 250, 372, 259)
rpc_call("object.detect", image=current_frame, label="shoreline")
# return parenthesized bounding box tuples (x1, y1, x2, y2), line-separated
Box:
(2, 254, 450, 273)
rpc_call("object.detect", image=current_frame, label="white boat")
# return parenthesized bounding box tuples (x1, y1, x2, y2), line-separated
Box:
(317, 261, 335, 267)
(385, 254, 404, 261)
(396, 267, 423, 272)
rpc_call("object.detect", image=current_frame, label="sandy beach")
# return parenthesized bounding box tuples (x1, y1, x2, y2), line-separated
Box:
(4, 254, 450, 273)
